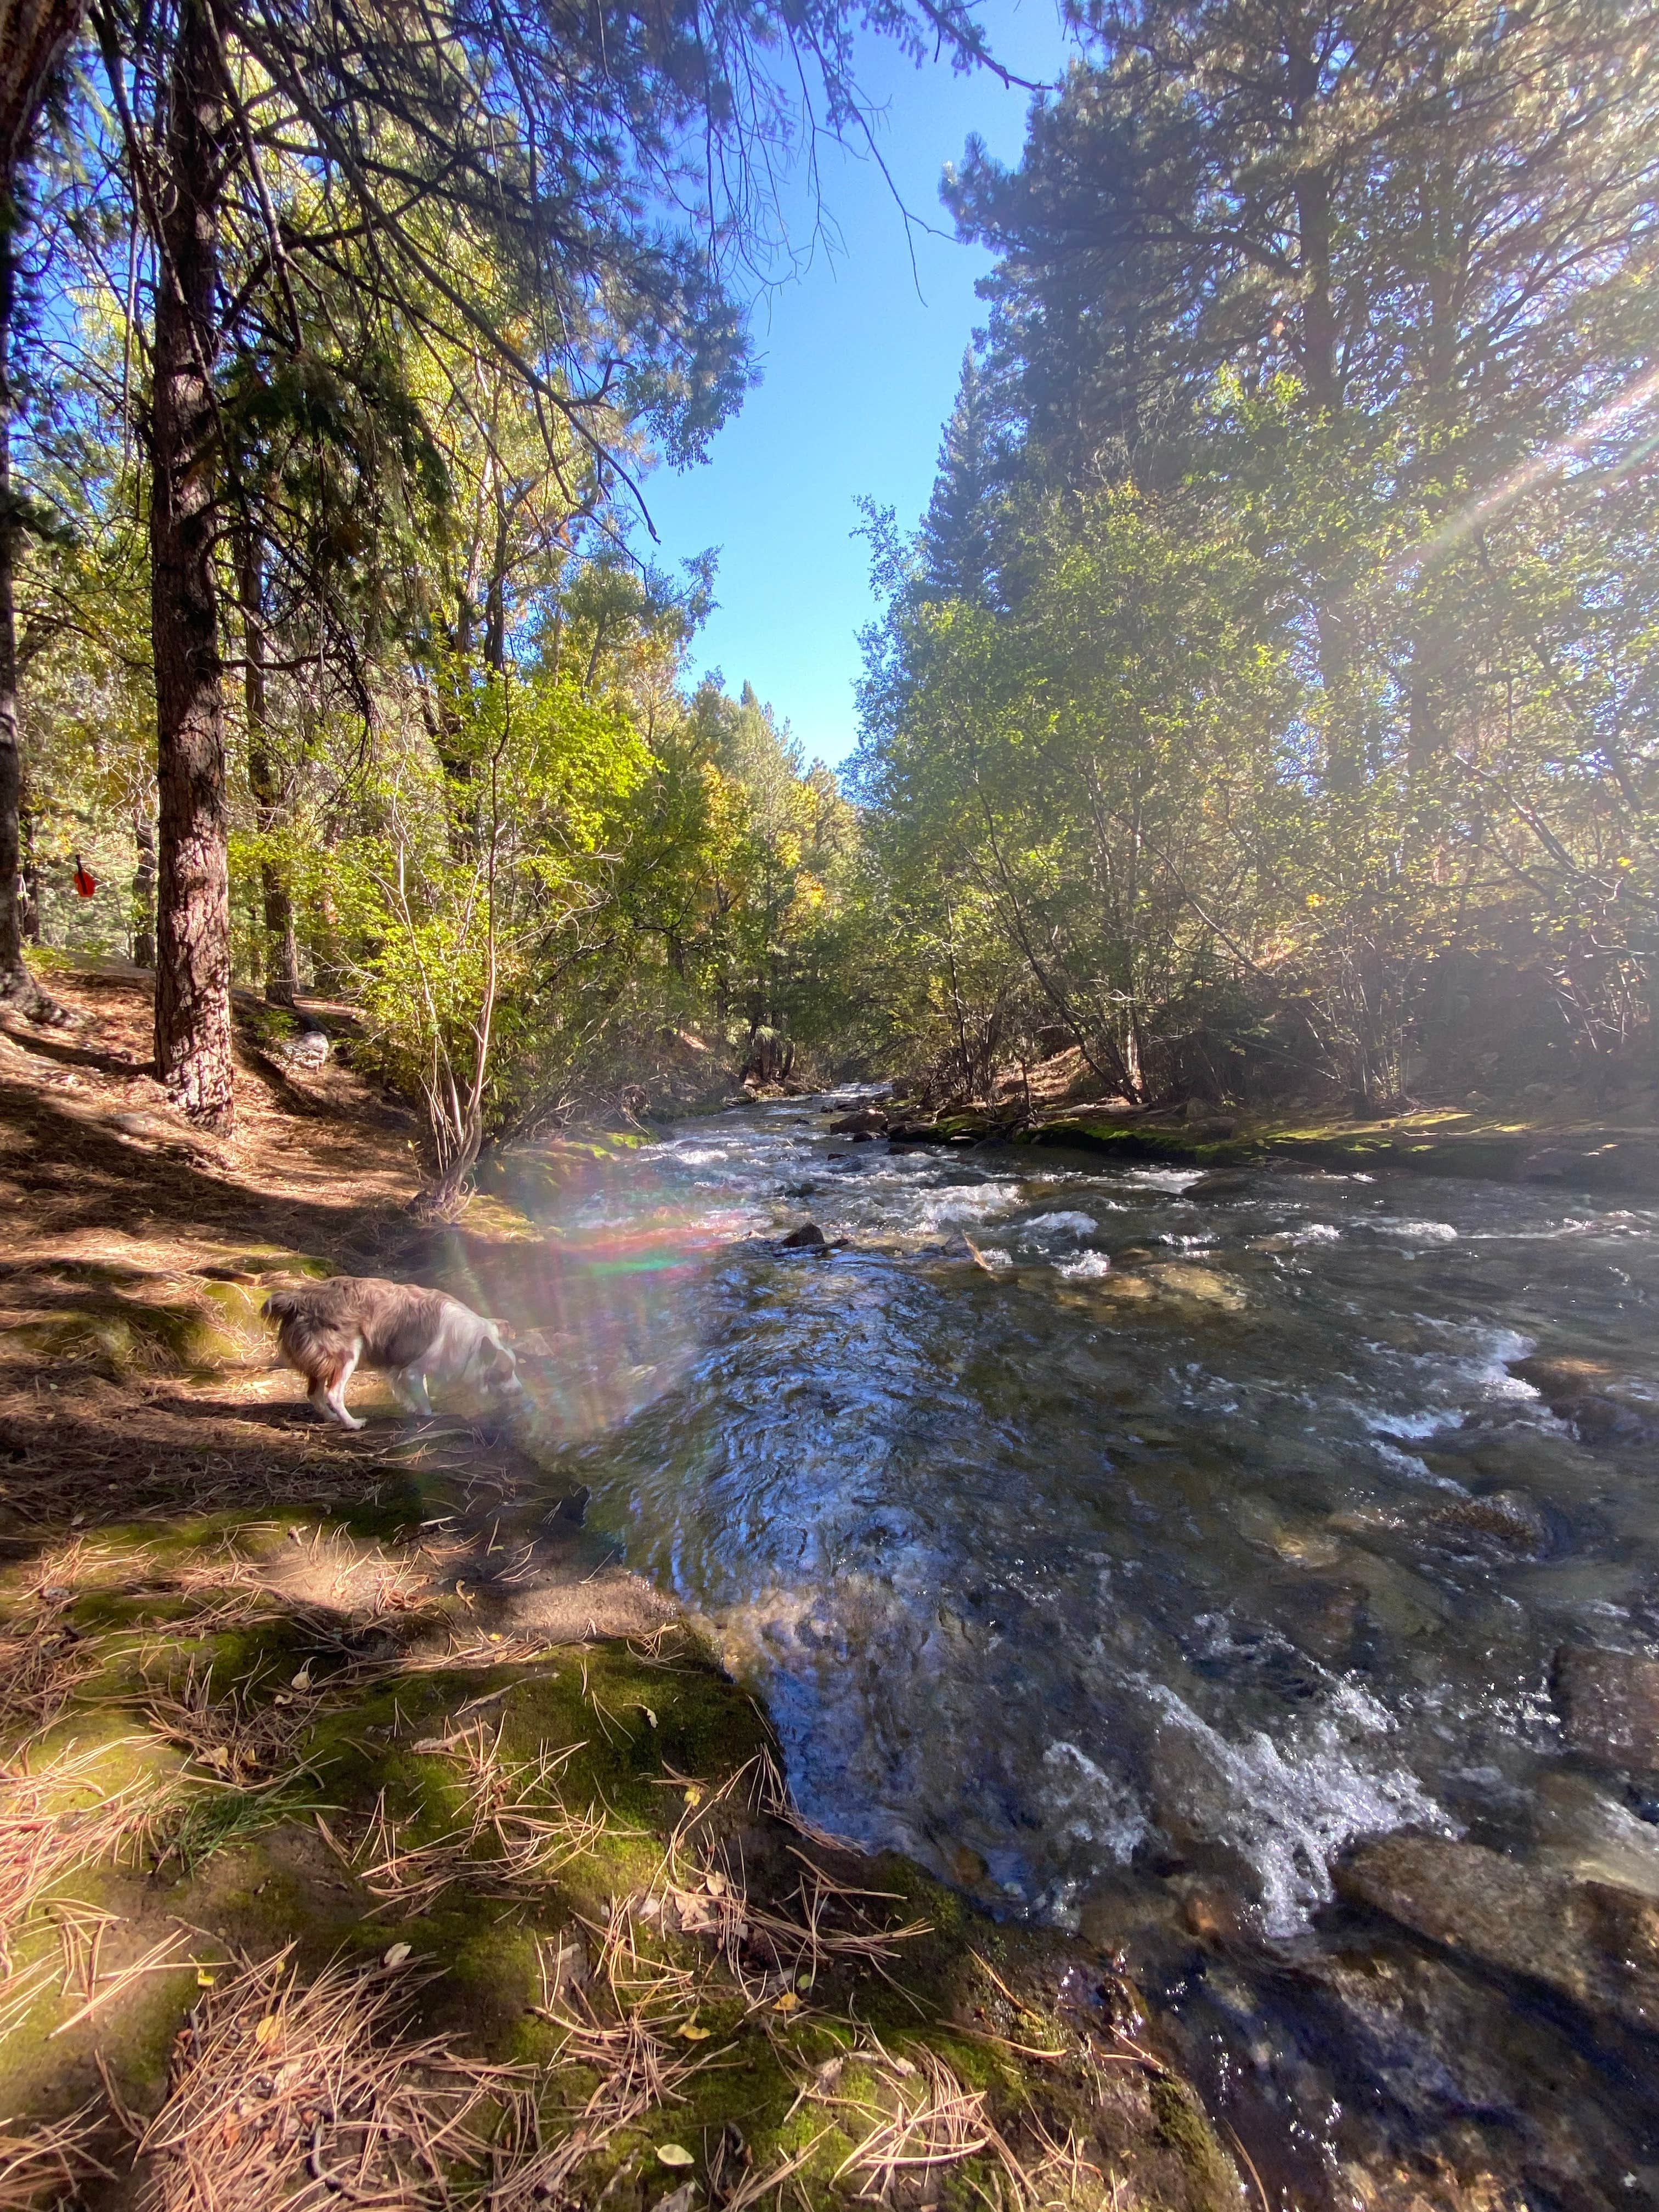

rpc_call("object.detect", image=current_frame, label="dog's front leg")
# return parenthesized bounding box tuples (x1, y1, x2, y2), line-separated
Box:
(311, 1380, 364, 1430)
(394, 1365, 435, 1418)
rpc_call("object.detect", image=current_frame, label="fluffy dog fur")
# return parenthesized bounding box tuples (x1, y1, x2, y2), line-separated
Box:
(262, 1276, 523, 1429)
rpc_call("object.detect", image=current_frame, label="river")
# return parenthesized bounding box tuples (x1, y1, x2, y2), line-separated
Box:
(490, 1095, 1659, 2208)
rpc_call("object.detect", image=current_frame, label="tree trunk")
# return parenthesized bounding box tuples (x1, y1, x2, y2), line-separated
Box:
(0, 0, 84, 1019)
(234, 526, 298, 1004)
(150, 0, 234, 1124)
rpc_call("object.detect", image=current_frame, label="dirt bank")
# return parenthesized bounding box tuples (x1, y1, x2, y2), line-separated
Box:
(0, 965, 1244, 2212)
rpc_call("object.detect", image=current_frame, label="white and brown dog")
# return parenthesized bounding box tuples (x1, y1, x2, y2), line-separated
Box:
(263, 1276, 523, 1429)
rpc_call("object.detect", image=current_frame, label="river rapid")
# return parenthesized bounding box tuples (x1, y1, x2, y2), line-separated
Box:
(500, 1096, 1659, 2208)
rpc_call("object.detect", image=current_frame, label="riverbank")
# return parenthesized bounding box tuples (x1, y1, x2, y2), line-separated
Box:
(0, 966, 1243, 2212)
(884, 1093, 1659, 1196)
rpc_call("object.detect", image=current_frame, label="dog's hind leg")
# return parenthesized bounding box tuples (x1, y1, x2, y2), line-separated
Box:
(318, 1344, 365, 1430)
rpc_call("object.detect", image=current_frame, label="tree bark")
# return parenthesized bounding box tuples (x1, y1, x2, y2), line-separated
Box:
(150, 0, 234, 1123)
(234, 525, 298, 1003)
(0, 0, 84, 1019)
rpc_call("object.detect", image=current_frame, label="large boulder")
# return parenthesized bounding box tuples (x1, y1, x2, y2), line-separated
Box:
(828, 1105, 888, 1136)
(1335, 1832, 1659, 2035)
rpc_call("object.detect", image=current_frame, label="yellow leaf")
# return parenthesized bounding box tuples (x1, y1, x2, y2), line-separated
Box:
(683, 1785, 703, 1808)
(772, 1990, 800, 2013)
(678, 2019, 714, 2041)
(195, 1967, 217, 1987)
(656, 2145, 695, 2168)
(253, 2015, 281, 2048)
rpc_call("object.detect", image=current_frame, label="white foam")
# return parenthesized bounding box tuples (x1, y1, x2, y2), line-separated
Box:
(1022, 1210, 1098, 1239)
(1042, 1741, 1150, 1863)
(1375, 1219, 1459, 1243)
(1057, 1251, 1113, 1280)
(912, 1187, 1018, 1233)
(1144, 1683, 1453, 1934)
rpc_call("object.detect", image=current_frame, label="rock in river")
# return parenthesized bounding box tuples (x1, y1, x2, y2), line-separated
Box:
(1421, 1488, 1556, 1559)
(828, 1105, 888, 1136)
(1335, 1832, 1659, 2035)
(1182, 1171, 1255, 1200)
(1509, 1352, 1659, 1447)
(775, 1221, 828, 1252)
(1554, 1645, 1659, 1774)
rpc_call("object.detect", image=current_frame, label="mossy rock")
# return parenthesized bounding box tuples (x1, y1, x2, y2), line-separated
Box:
(7, 1290, 242, 1377)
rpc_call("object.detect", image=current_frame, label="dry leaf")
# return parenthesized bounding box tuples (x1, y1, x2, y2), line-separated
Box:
(656, 2144, 695, 2169)
(253, 2014, 281, 2049)
(772, 1990, 800, 2013)
(290, 1666, 312, 1691)
(658, 2185, 697, 2212)
(382, 1943, 413, 1968)
(704, 1871, 727, 1898)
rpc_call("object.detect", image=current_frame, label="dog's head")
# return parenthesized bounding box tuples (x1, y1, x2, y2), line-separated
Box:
(472, 1321, 524, 1402)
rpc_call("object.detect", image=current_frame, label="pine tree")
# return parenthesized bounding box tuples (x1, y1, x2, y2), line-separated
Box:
(918, 347, 1006, 603)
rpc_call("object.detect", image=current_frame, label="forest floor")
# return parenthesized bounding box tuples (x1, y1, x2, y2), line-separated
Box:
(0, 962, 1244, 2212)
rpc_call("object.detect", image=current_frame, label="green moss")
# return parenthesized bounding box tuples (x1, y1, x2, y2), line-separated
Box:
(0, 1477, 1242, 2212)
(1149, 2073, 1239, 2212)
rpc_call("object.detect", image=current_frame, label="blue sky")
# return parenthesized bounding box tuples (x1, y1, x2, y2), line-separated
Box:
(634, 2, 1075, 769)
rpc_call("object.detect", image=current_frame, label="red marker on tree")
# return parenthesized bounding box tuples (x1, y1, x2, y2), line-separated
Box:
(72, 855, 97, 898)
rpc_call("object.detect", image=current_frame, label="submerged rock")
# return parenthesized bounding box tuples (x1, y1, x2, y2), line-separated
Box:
(1422, 1488, 1556, 1559)
(1509, 1353, 1659, 1447)
(1183, 1171, 1254, 1200)
(1335, 1832, 1659, 2034)
(1554, 1646, 1659, 1774)
(1143, 1263, 1248, 1313)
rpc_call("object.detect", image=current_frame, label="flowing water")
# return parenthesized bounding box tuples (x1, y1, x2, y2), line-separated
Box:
(493, 1097, 1659, 2207)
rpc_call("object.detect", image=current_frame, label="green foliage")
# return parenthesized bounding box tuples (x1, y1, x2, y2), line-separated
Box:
(858, 0, 1659, 1109)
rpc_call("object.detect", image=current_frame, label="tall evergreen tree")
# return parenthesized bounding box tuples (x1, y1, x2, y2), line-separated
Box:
(0, 0, 83, 1018)
(918, 346, 1007, 602)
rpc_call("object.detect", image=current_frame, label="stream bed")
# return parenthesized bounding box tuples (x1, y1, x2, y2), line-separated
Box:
(492, 1097, 1659, 2208)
